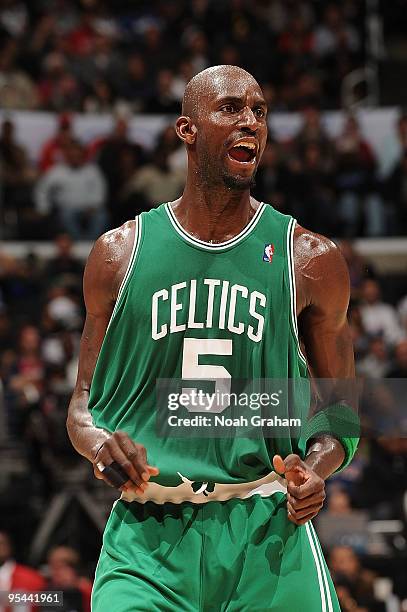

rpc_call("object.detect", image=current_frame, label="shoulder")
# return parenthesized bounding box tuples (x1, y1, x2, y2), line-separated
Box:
(84, 219, 138, 306)
(293, 224, 347, 273)
(293, 224, 350, 311)
(87, 219, 137, 270)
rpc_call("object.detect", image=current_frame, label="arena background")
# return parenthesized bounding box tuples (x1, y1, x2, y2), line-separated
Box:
(0, 1, 406, 611)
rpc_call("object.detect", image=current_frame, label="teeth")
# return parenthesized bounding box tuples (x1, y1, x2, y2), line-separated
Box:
(233, 142, 256, 150)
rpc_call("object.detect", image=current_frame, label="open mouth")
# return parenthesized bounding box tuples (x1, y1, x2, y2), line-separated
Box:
(228, 141, 257, 164)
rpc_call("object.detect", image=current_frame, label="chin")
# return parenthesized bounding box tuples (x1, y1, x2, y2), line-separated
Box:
(222, 172, 256, 191)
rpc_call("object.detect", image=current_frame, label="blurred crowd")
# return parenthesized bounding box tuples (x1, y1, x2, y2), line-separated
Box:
(0, 532, 92, 611)
(0, 0, 367, 114)
(0, 233, 406, 610)
(3, 106, 407, 240)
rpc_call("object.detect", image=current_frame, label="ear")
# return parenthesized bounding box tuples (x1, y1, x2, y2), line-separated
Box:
(175, 116, 197, 145)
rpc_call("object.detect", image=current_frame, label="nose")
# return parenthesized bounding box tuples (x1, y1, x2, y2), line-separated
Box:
(238, 106, 258, 132)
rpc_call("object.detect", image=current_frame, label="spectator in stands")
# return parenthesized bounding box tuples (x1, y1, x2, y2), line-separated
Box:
(357, 336, 391, 378)
(293, 106, 334, 161)
(348, 303, 370, 360)
(93, 115, 138, 227)
(385, 148, 407, 235)
(338, 240, 371, 298)
(38, 51, 82, 112)
(82, 78, 115, 114)
(360, 279, 404, 346)
(74, 32, 120, 94)
(252, 141, 289, 212)
(45, 234, 84, 285)
(115, 145, 150, 223)
(0, 38, 39, 110)
(378, 111, 407, 179)
(115, 54, 152, 112)
(335, 114, 384, 236)
(313, 4, 360, 59)
(183, 30, 209, 76)
(6, 325, 45, 437)
(35, 140, 107, 240)
(147, 69, 181, 114)
(278, 12, 314, 59)
(0, 531, 45, 610)
(44, 284, 82, 333)
(0, 118, 37, 236)
(355, 438, 407, 518)
(43, 546, 92, 612)
(38, 113, 75, 174)
(127, 145, 184, 209)
(285, 141, 336, 234)
(399, 294, 407, 333)
(0, 309, 14, 352)
(171, 60, 196, 104)
(329, 546, 386, 612)
(326, 487, 353, 515)
(139, 23, 170, 78)
(387, 340, 407, 377)
(0, 1, 28, 40)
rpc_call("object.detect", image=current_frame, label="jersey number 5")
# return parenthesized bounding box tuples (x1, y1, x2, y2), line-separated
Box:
(181, 338, 232, 413)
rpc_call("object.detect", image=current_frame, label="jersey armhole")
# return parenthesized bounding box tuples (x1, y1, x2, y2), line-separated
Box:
(105, 215, 143, 334)
(286, 217, 308, 367)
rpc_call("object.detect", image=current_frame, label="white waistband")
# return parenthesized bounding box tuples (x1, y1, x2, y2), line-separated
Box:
(120, 472, 287, 505)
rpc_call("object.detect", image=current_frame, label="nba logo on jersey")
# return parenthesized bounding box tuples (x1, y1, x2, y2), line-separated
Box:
(263, 243, 275, 263)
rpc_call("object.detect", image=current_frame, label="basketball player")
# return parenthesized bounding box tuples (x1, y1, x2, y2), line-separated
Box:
(67, 66, 358, 611)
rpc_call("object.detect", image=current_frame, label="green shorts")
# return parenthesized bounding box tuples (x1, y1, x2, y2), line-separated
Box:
(92, 496, 339, 611)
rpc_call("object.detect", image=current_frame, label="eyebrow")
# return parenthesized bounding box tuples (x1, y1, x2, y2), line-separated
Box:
(215, 95, 267, 108)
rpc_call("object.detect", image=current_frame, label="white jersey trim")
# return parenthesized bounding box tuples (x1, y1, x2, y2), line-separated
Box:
(286, 217, 307, 366)
(306, 522, 328, 612)
(165, 201, 266, 250)
(105, 216, 142, 334)
(310, 523, 334, 612)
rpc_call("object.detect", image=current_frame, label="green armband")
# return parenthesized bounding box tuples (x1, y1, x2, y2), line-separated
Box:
(304, 403, 360, 472)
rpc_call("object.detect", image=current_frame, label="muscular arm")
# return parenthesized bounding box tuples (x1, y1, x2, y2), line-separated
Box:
(66, 221, 158, 492)
(274, 227, 357, 525)
(295, 226, 355, 478)
(67, 221, 134, 460)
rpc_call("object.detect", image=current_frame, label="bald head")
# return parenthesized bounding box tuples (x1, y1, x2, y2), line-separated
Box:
(182, 65, 261, 119)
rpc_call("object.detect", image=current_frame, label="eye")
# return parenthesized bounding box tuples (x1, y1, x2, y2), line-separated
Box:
(254, 107, 266, 118)
(221, 104, 236, 113)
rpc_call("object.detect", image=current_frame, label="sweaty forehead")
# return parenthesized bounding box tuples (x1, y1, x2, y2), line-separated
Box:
(202, 70, 262, 104)
(182, 66, 263, 117)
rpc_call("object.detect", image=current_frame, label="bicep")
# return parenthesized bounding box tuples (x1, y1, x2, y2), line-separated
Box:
(298, 242, 354, 379)
(74, 222, 136, 392)
(74, 238, 116, 392)
(75, 311, 112, 393)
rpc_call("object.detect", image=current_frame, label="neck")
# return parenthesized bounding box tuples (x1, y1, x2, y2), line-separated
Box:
(171, 172, 260, 243)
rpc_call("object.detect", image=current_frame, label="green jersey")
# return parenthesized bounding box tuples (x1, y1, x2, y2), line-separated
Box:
(89, 202, 308, 486)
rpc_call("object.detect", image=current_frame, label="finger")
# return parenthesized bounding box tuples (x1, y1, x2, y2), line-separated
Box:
(273, 455, 285, 474)
(273, 454, 307, 486)
(96, 438, 144, 488)
(98, 438, 146, 489)
(287, 477, 323, 500)
(114, 433, 153, 483)
(114, 432, 149, 483)
(287, 502, 323, 521)
(287, 491, 325, 510)
(287, 504, 319, 525)
(293, 511, 319, 525)
(281, 453, 304, 472)
(93, 465, 107, 481)
(119, 480, 145, 496)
